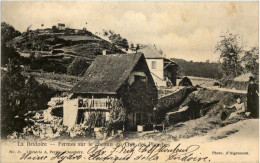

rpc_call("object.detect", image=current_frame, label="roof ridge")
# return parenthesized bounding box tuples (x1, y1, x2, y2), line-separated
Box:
(148, 44, 162, 56)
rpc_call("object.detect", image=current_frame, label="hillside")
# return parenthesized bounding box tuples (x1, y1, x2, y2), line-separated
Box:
(172, 58, 223, 79)
(6, 25, 124, 74)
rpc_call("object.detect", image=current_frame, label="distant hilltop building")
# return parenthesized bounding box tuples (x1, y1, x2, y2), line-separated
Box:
(58, 23, 65, 30)
(35, 23, 90, 36)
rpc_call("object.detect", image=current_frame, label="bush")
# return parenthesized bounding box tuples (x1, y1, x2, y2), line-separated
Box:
(1, 44, 21, 66)
(67, 57, 90, 76)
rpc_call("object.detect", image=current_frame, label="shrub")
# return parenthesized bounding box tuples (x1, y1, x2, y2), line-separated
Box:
(67, 57, 90, 76)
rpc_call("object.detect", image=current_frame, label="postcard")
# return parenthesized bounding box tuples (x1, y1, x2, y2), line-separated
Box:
(1, 1, 259, 163)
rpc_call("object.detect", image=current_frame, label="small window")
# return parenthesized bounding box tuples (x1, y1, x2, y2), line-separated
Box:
(151, 61, 156, 69)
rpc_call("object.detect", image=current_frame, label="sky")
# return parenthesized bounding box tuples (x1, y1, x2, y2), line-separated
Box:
(1, 1, 259, 62)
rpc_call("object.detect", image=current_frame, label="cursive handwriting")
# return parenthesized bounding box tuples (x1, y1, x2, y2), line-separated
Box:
(18, 143, 210, 162)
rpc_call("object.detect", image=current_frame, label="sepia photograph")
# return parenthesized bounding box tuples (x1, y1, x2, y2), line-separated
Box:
(0, 1, 259, 163)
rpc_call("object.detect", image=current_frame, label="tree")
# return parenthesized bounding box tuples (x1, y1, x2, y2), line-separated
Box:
(1, 60, 54, 138)
(52, 25, 58, 32)
(130, 43, 146, 53)
(1, 44, 21, 66)
(215, 33, 244, 77)
(102, 29, 129, 51)
(1, 60, 27, 137)
(1, 22, 21, 66)
(130, 43, 134, 49)
(242, 47, 259, 75)
(1, 22, 21, 44)
(136, 44, 140, 53)
(121, 38, 129, 51)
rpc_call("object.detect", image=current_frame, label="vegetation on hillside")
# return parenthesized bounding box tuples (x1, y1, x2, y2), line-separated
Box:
(172, 58, 223, 79)
(172, 32, 258, 80)
(22, 71, 82, 92)
(67, 57, 91, 76)
(2, 22, 123, 76)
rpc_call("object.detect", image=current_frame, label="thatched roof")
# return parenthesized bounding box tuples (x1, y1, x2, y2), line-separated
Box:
(70, 53, 144, 94)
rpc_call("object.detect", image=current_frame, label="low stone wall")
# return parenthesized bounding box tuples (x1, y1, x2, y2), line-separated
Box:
(165, 88, 248, 125)
(155, 86, 197, 123)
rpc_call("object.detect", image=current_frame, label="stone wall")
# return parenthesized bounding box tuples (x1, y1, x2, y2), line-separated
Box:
(155, 86, 197, 123)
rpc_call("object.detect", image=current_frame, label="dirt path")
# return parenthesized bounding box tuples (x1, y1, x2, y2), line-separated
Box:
(205, 86, 247, 94)
(185, 119, 259, 163)
(185, 119, 258, 143)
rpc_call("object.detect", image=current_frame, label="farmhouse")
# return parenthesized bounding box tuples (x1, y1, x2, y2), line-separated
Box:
(63, 53, 158, 131)
(139, 45, 178, 87)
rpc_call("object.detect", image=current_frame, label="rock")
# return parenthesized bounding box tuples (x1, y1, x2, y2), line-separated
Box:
(166, 106, 189, 124)
(156, 86, 197, 123)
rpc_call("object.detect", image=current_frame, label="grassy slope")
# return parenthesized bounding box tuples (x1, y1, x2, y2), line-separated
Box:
(23, 71, 83, 92)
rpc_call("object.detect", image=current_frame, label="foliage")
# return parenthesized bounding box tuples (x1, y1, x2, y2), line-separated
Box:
(27, 54, 67, 74)
(67, 57, 90, 76)
(1, 22, 21, 44)
(130, 43, 146, 53)
(215, 33, 244, 77)
(52, 25, 58, 33)
(122, 79, 157, 112)
(1, 61, 55, 138)
(103, 29, 129, 51)
(171, 58, 223, 79)
(24, 75, 55, 110)
(1, 44, 21, 66)
(106, 99, 127, 131)
(1, 22, 22, 66)
(42, 62, 67, 74)
(1, 61, 27, 137)
(241, 47, 259, 76)
(110, 99, 127, 122)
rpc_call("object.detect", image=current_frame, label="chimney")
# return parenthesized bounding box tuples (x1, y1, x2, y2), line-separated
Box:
(102, 49, 107, 55)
